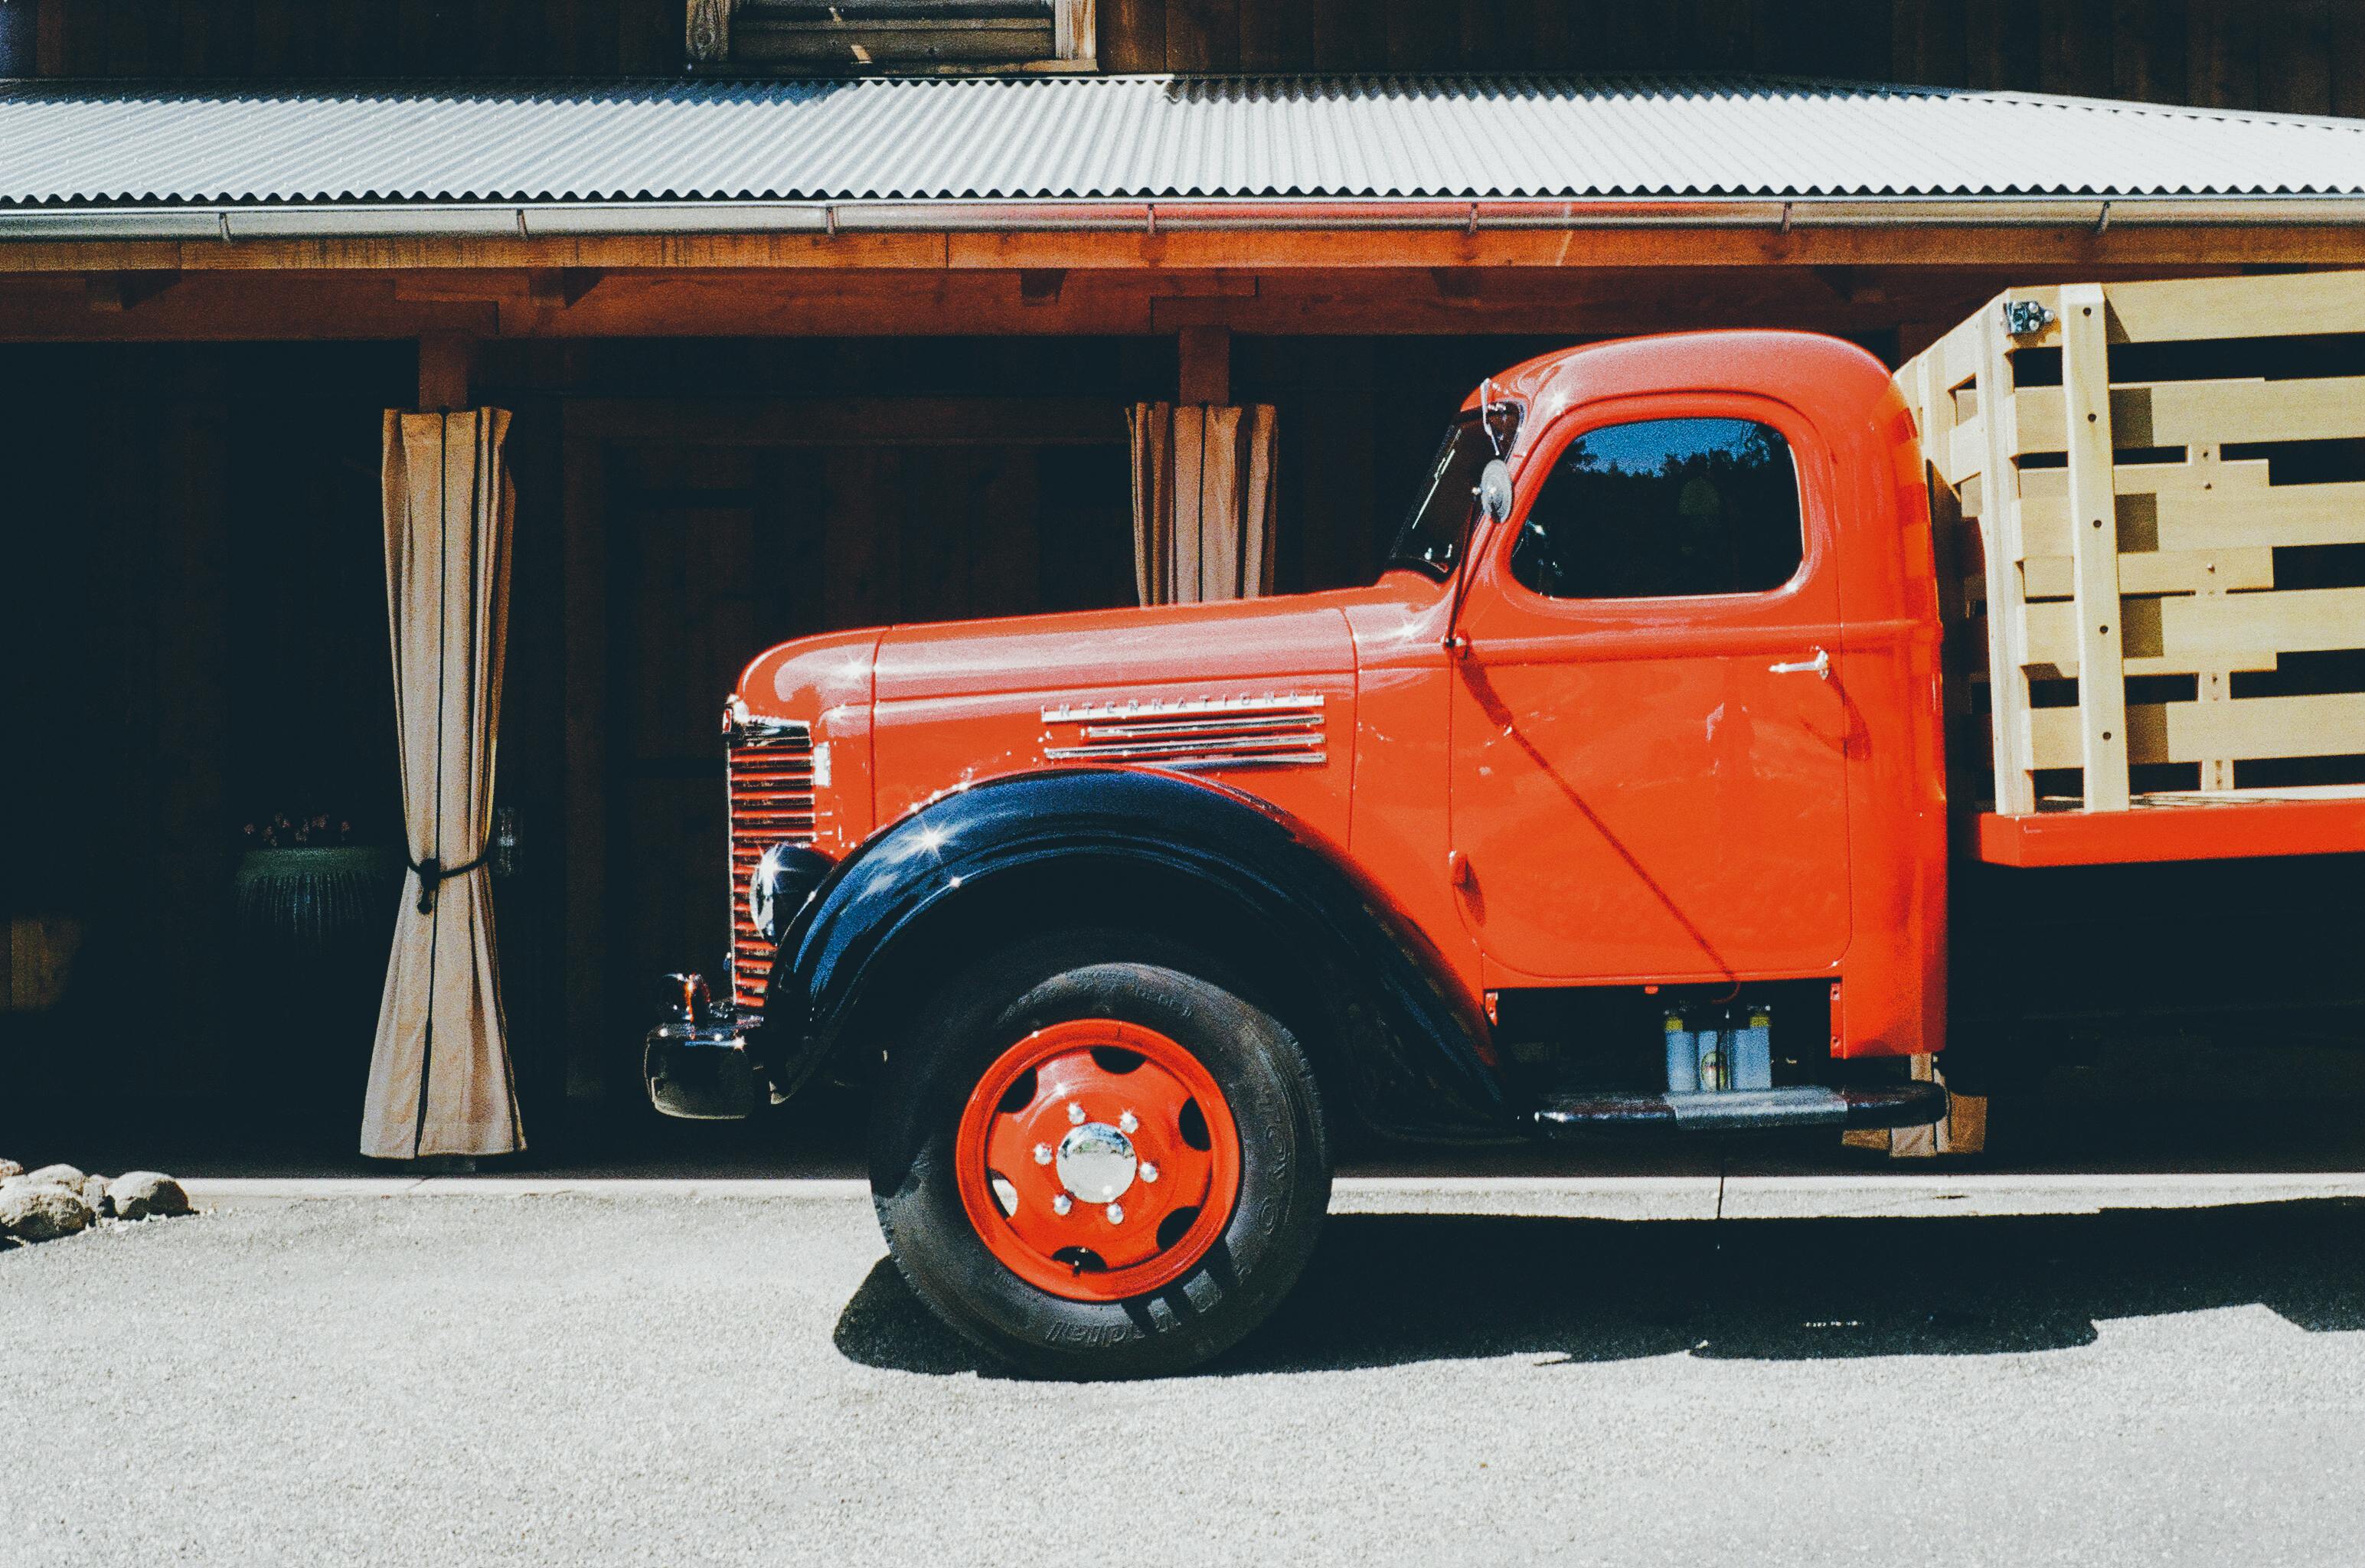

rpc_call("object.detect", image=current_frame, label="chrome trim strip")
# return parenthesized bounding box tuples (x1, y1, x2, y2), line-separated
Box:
(1046, 735, 1325, 763)
(1079, 713, 1318, 740)
(1042, 693, 1325, 724)
(1148, 750, 1329, 771)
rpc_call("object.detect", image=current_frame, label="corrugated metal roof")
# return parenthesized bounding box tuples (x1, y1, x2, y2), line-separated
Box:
(3, 74, 2362, 208)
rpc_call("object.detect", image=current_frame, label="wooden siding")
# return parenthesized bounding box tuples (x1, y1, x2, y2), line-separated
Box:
(6, 0, 2360, 119)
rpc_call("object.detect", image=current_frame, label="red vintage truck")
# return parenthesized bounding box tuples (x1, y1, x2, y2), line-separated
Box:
(646, 271, 2365, 1377)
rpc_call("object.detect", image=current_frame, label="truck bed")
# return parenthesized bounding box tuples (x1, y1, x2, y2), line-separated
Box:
(1896, 271, 2365, 867)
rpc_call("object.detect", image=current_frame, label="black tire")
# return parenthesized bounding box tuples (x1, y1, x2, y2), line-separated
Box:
(869, 929, 1331, 1379)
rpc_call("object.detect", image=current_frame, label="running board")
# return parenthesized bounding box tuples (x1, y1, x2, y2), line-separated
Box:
(1530, 1081, 1948, 1137)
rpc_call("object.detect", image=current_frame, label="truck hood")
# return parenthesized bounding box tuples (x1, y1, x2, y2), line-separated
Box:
(871, 591, 1363, 704)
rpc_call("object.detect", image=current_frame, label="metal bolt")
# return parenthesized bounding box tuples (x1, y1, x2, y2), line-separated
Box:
(1032, 1143, 1053, 1165)
(1067, 1101, 1086, 1125)
(1106, 1203, 1125, 1224)
(1118, 1109, 1139, 1134)
(1053, 1194, 1073, 1216)
(1138, 1163, 1159, 1184)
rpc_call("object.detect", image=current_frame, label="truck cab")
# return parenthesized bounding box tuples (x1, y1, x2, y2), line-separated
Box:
(648, 328, 1960, 1377)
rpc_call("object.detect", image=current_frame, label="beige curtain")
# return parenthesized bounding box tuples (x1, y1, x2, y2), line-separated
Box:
(360, 410, 524, 1160)
(1128, 403, 1279, 606)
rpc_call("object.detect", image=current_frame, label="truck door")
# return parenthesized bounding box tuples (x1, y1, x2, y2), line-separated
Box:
(1449, 398, 1852, 984)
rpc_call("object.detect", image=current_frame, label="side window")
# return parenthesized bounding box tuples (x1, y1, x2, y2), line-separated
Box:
(1508, 416, 1803, 601)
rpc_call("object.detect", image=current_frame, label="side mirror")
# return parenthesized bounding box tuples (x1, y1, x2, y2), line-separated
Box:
(1478, 459, 1514, 523)
(1445, 458, 1517, 657)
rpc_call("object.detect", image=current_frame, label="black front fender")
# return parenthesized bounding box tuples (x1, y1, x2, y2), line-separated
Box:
(760, 768, 1508, 1142)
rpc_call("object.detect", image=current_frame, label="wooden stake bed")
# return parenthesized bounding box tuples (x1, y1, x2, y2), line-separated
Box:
(1896, 271, 2365, 866)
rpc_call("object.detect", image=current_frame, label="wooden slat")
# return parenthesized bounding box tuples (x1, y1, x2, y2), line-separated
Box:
(2169, 690, 2365, 763)
(2025, 585, 2365, 672)
(1976, 300, 2037, 812)
(2032, 691, 2365, 769)
(2020, 546, 2272, 599)
(2060, 283, 2130, 807)
(2013, 457, 2365, 557)
(2099, 269, 2365, 342)
(2012, 376, 2365, 455)
(1944, 409, 1987, 493)
(2152, 479, 2365, 554)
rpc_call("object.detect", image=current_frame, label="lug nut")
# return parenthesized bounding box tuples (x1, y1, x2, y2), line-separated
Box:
(1118, 1110, 1139, 1134)
(1139, 1163, 1159, 1184)
(1106, 1203, 1125, 1224)
(1032, 1143, 1053, 1165)
(1067, 1102, 1086, 1125)
(1053, 1194, 1073, 1216)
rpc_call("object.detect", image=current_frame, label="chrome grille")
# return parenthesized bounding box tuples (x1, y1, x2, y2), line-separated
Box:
(726, 719, 815, 1013)
(1043, 694, 1325, 769)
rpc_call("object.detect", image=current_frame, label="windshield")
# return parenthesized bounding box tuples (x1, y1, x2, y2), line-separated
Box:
(1384, 403, 1522, 580)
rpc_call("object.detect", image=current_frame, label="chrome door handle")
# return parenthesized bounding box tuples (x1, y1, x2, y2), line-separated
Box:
(1769, 647, 1831, 680)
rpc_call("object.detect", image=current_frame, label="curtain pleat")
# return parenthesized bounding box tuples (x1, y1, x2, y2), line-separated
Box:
(1127, 402, 1279, 607)
(360, 409, 524, 1161)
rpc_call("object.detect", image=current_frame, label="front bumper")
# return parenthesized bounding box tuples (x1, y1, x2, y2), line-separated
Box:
(644, 1015, 760, 1120)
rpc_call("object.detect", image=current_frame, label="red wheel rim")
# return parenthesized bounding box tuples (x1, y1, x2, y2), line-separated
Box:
(954, 1018, 1243, 1303)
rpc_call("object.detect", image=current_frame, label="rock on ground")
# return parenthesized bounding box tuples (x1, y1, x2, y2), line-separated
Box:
(75, 1174, 113, 1220)
(0, 1158, 22, 1181)
(23, 1163, 86, 1188)
(0, 1184, 93, 1243)
(109, 1173, 190, 1221)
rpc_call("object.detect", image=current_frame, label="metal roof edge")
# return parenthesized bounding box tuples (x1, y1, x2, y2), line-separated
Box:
(2, 194, 2363, 244)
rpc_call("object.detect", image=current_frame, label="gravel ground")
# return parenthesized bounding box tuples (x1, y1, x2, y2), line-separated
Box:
(7, 1188, 2365, 1566)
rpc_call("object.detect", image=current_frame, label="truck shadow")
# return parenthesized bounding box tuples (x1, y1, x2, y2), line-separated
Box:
(832, 1199, 2365, 1376)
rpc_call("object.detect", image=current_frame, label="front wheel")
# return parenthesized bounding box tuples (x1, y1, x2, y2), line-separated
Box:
(870, 933, 1331, 1379)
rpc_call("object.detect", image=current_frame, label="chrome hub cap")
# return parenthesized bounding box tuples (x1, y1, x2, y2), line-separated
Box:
(1054, 1122, 1138, 1205)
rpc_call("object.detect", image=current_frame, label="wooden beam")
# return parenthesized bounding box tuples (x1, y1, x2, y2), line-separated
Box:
(0, 262, 2298, 345)
(4, 224, 2365, 278)
(562, 397, 1129, 448)
(417, 332, 475, 410)
(1178, 322, 1230, 403)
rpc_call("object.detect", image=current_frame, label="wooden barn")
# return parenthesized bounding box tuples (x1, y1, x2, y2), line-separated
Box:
(3, 0, 2363, 1159)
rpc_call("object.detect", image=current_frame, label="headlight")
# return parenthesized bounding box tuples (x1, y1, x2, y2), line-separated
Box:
(749, 843, 834, 942)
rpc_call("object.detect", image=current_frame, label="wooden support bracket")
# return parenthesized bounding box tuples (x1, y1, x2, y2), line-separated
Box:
(416, 332, 475, 412)
(84, 271, 180, 312)
(529, 268, 606, 310)
(1178, 323, 1230, 405)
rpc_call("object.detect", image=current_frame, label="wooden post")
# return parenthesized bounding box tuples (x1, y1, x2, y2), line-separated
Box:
(418, 333, 475, 413)
(2060, 283, 2130, 810)
(1975, 302, 2037, 814)
(686, 0, 734, 64)
(1054, 0, 1096, 61)
(1178, 324, 1230, 406)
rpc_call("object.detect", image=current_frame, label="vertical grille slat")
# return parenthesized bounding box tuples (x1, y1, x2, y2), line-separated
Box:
(725, 720, 815, 1013)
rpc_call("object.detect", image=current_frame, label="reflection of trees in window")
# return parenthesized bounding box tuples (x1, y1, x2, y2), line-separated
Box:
(1511, 418, 1802, 601)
